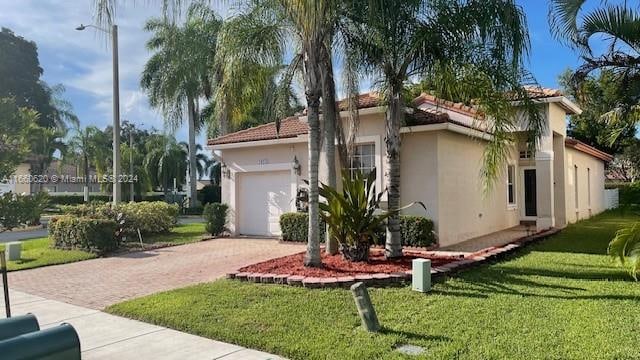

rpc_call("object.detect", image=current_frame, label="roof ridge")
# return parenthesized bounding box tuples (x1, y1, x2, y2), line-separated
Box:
(213, 116, 300, 141)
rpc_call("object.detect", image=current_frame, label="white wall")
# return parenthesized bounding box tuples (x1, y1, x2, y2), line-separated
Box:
(565, 147, 607, 223)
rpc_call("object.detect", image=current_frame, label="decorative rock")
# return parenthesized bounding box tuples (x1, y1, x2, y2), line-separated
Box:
(350, 282, 380, 332)
(5, 242, 21, 261)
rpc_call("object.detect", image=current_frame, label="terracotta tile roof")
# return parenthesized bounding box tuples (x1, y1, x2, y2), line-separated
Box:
(405, 108, 450, 125)
(523, 86, 563, 99)
(565, 138, 613, 162)
(336, 92, 383, 111)
(412, 93, 481, 118)
(207, 116, 308, 145)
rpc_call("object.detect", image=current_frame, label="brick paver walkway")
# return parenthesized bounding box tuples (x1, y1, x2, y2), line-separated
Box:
(8, 238, 305, 309)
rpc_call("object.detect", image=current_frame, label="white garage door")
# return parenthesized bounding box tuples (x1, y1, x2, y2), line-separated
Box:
(238, 171, 291, 236)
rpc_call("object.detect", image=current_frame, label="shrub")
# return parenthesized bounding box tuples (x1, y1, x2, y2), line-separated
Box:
(117, 201, 179, 235)
(198, 184, 221, 205)
(203, 203, 228, 236)
(618, 182, 640, 206)
(59, 201, 179, 235)
(49, 216, 118, 253)
(279, 213, 326, 243)
(400, 216, 436, 247)
(49, 194, 110, 205)
(0, 192, 50, 232)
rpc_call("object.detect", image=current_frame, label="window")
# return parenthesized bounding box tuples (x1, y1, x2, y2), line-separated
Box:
(507, 165, 516, 206)
(574, 165, 579, 210)
(348, 144, 376, 178)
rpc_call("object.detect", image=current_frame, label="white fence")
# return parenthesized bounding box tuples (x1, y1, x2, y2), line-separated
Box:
(604, 188, 619, 210)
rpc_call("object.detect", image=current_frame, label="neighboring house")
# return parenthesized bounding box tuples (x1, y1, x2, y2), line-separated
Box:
(207, 90, 612, 247)
(3, 160, 102, 196)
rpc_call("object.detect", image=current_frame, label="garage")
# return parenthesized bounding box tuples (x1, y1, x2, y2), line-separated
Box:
(237, 171, 292, 236)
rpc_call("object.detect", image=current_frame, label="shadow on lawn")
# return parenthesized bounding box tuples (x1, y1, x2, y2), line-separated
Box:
(432, 264, 635, 301)
(380, 327, 451, 343)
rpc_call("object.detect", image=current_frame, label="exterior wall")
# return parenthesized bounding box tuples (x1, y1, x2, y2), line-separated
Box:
(565, 147, 606, 223)
(435, 131, 520, 246)
(399, 131, 439, 226)
(219, 142, 307, 235)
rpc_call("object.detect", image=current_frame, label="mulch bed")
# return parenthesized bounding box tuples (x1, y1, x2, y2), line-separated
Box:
(238, 248, 459, 278)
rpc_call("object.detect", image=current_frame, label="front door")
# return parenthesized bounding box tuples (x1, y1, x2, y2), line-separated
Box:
(524, 169, 537, 217)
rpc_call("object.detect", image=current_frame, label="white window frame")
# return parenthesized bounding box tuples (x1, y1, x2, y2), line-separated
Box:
(507, 164, 517, 209)
(351, 136, 383, 196)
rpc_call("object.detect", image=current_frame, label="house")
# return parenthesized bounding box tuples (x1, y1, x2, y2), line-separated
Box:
(207, 89, 613, 247)
(1, 160, 103, 196)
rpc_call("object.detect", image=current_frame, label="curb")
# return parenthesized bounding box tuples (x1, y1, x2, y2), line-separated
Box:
(226, 227, 562, 289)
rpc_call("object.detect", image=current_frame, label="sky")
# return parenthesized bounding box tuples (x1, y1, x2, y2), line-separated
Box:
(0, 0, 601, 148)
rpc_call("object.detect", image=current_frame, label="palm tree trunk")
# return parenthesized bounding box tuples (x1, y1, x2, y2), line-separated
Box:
(187, 97, 198, 208)
(385, 90, 403, 258)
(303, 44, 323, 268)
(83, 153, 90, 203)
(320, 46, 339, 255)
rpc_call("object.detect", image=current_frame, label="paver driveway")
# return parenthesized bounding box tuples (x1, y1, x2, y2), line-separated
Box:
(8, 238, 305, 309)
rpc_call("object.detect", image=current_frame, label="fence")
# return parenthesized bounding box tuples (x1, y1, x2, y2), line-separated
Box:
(604, 188, 619, 210)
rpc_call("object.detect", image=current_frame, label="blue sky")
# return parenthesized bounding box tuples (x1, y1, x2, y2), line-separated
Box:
(0, 0, 601, 148)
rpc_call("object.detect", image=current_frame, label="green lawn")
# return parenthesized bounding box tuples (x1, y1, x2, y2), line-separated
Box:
(0, 238, 96, 271)
(125, 223, 206, 249)
(107, 211, 640, 360)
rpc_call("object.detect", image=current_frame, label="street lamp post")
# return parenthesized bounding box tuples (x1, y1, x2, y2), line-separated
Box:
(76, 23, 121, 205)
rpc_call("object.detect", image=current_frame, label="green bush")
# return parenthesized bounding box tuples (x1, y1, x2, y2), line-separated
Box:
(400, 216, 436, 247)
(60, 201, 179, 235)
(618, 182, 640, 206)
(49, 194, 110, 205)
(373, 216, 436, 247)
(203, 203, 228, 236)
(117, 202, 179, 234)
(279, 212, 326, 242)
(198, 185, 221, 205)
(49, 216, 118, 254)
(0, 192, 50, 231)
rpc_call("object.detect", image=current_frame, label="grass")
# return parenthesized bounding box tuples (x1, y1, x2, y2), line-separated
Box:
(0, 238, 96, 271)
(107, 211, 640, 360)
(124, 223, 206, 249)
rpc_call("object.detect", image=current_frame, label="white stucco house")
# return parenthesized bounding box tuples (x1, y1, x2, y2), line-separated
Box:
(207, 89, 612, 247)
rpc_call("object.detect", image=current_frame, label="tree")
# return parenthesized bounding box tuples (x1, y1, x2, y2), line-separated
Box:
(66, 124, 111, 202)
(141, 2, 222, 208)
(0, 28, 58, 129)
(559, 70, 637, 154)
(143, 134, 188, 195)
(0, 97, 39, 179)
(550, 0, 640, 142)
(345, 0, 539, 258)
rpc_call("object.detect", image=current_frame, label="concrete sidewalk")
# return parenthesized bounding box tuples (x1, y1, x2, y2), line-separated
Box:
(1, 290, 284, 360)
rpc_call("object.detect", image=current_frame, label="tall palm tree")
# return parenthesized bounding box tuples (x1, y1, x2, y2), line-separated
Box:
(141, 2, 222, 208)
(345, 0, 541, 258)
(550, 0, 640, 140)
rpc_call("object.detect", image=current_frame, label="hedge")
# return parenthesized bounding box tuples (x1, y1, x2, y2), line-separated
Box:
(279, 212, 326, 242)
(618, 182, 640, 206)
(60, 201, 179, 235)
(280, 213, 435, 247)
(204, 203, 228, 236)
(50, 195, 110, 205)
(49, 216, 118, 254)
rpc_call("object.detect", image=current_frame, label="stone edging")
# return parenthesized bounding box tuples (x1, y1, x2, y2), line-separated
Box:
(226, 228, 561, 289)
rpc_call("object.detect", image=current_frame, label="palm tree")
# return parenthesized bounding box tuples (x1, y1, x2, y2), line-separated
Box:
(143, 134, 188, 195)
(141, 2, 222, 208)
(550, 0, 640, 141)
(66, 124, 110, 202)
(345, 0, 540, 258)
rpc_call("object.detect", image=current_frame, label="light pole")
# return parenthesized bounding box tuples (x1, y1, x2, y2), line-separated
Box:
(76, 23, 121, 205)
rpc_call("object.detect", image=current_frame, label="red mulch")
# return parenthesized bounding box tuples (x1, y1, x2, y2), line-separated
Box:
(239, 248, 459, 278)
